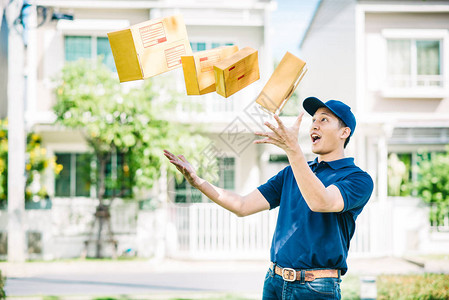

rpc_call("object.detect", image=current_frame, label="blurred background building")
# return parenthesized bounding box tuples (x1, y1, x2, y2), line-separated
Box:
(0, 0, 448, 262)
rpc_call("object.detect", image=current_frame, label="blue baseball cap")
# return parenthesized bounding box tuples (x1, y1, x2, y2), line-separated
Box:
(303, 97, 356, 137)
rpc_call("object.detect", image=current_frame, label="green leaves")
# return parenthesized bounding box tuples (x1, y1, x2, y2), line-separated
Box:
(415, 149, 449, 227)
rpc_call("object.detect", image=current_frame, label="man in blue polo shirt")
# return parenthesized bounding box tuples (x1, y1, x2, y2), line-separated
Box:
(164, 97, 373, 300)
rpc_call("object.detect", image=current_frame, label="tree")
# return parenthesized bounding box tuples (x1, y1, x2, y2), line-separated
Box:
(415, 149, 449, 229)
(53, 58, 213, 258)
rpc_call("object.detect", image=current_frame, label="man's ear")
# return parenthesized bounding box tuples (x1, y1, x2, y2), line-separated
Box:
(340, 127, 351, 139)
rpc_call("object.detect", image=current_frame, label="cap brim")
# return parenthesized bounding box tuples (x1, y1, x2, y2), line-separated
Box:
(303, 97, 327, 116)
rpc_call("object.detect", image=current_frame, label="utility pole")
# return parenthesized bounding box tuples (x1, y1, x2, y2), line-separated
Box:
(7, 0, 26, 263)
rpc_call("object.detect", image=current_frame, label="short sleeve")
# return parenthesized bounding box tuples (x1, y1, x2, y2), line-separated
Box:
(333, 171, 374, 213)
(257, 167, 288, 210)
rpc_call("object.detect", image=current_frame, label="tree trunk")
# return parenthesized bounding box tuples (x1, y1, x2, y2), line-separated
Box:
(82, 142, 117, 259)
(94, 152, 108, 258)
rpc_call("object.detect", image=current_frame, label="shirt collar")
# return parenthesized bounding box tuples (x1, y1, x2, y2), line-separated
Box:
(308, 157, 355, 170)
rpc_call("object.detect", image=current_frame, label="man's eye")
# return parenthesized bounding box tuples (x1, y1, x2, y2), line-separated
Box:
(321, 118, 327, 122)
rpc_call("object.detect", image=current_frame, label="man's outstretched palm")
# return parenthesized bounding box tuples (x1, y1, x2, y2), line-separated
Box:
(164, 150, 200, 187)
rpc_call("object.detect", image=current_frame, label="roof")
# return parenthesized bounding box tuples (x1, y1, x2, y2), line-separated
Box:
(298, 0, 322, 49)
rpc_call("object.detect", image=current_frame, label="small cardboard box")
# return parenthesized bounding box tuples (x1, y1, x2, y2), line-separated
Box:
(255, 52, 307, 114)
(107, 15, 192, 82)
(181, 45, 239, 95)
(213, 47, 260, 98)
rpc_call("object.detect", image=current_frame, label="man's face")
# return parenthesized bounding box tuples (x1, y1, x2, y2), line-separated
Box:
(310, 107, 348, 155)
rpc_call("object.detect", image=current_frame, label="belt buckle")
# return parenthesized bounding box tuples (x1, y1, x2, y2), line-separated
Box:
(282, 268, 296, 282)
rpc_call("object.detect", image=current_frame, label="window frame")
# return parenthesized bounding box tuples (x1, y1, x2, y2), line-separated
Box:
(54, 150, 132, 199)
(54, 151, 95, 198)
(64, 35, 116, 71)
(381, 29, 449, 98)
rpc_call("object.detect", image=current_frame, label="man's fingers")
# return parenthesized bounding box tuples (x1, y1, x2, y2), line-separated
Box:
(170, 160, 189, 175)
(253, 138, 270, 144)
(294, 112, 304, 129)
(169, 159, 182, 168)
(164, 150, 178, 160)
(255, 131, 282, 143)
(273, 114, 285, 130)
(264, 121, 281, 136)
(178, 155, 187, 163)
(254, 131, 270, 137)
(254, 137, 281, 147)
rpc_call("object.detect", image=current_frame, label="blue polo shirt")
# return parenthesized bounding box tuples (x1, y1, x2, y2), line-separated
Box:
(257, 157, 373, 275)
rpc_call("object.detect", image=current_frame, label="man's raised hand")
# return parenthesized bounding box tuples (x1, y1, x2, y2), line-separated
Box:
(254, 112, 304, 156)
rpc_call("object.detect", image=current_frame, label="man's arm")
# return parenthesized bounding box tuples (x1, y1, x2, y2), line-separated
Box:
(283, 147, 344, 212)
(254, 114, 344, 213)
(164, 150, 270, 217)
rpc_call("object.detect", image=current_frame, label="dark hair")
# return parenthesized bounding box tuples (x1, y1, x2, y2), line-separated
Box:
(337, 118, 351, 148)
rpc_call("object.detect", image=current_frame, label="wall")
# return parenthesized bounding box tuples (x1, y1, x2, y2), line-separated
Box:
(364, 12, 449, 114)
(299, 0, 357, 108)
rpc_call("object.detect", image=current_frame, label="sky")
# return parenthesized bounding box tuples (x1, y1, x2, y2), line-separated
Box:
(271, 0, 321, 61)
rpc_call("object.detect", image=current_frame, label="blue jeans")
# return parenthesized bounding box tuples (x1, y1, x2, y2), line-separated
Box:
(262, 267, 341, 300)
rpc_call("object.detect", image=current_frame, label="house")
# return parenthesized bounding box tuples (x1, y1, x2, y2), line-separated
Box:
(1, 0, 293, 260)
(299, 0, 449, 256)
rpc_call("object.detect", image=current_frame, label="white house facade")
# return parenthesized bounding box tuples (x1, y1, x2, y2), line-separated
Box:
(300, 0, 449, 257)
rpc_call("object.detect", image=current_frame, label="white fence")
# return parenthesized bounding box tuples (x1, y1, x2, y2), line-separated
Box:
(168, 203, 278, 259)
(167, 201, 389, 260)
(2, 197, 448, 260)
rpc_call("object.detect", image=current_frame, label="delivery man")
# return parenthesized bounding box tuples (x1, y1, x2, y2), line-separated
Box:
(164, 97, 373, 299)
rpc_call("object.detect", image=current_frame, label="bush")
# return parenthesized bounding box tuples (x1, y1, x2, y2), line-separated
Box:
(0, 270, 5, 299)
(377, 274, 449, 300)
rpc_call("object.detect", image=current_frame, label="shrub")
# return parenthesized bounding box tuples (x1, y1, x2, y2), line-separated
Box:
(0, 270, 5, 299)
(377, 274, 449, 300)
(415, 150, 449, 227)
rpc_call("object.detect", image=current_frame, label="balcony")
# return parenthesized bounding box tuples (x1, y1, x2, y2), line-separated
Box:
(382, 74, 447, 99)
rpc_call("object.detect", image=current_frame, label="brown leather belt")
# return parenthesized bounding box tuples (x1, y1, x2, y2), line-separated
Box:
(272, 264, 339, 282)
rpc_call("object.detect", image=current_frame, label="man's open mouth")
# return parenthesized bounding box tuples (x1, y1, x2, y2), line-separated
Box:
(311, 134, 321, 143)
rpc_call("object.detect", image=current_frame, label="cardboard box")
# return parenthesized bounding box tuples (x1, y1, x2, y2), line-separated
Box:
(213, 47, 260, 98)
(181, 45, 239, 95)
(255, 52, 307, 114)
(107, 15, 192, 82)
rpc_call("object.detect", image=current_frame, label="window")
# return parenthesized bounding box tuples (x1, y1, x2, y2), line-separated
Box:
(387, 38, 442, 88)
(190, 41, 234, 52)
(55, 153, 93, 197)
(174, 156, 235, 203)
(174, 179, 203, 203)
(269, 154, 289, 163)
(55, 152, 131, 198)
(216, 157, 235, 190)
(382, 29, 449, 97)
(65, 36, 91, 62)
(103, 152, 132, 198)
(64, 36, 116, 71)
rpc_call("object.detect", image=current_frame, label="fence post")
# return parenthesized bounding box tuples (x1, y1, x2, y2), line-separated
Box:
(189, 205, 198, 254)
(360, 276, 377, 300)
